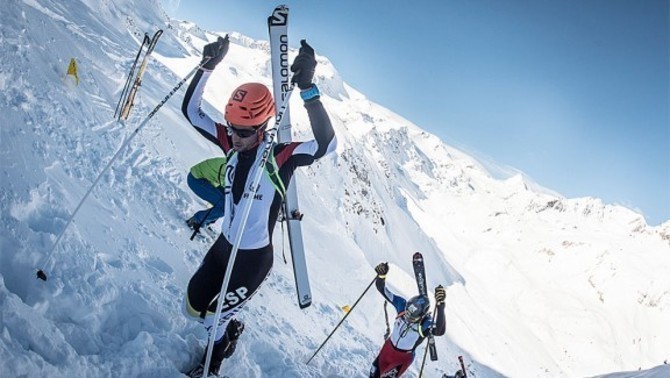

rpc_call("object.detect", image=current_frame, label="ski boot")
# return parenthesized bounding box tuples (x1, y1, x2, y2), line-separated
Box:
(186, 216, 204, 230)
(187, 319, 245, 377)
(186, 217, 217, 240)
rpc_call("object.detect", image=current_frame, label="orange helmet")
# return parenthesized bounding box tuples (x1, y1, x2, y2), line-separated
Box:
(224, 83, 275, 127)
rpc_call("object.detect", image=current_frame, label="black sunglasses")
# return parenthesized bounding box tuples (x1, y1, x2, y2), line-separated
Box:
(226, 120, 269, 138)
(227, 126, 257, 138)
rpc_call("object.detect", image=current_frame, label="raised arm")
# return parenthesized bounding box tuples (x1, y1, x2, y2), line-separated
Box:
(290, 40, 337, 160)
(374, 262, 390, 299)
(304, 98, 336, 159)
(373, 263, 407, 314)
(432, 285, 446, 336)
(181, 36, 231, 151)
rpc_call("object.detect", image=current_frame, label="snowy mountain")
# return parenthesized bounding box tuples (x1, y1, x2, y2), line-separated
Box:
(2, 0, 669, 377)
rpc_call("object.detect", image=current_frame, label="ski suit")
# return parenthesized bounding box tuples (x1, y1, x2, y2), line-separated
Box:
(187, 157, 227, 226)
(370, 277, 446, 378)
(181, 68, 337, 341)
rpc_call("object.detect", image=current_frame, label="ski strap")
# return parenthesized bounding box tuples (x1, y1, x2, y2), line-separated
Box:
(264, 149, 286, 199)
(225, 149, 286, 199)
(383, 301, 391, 339)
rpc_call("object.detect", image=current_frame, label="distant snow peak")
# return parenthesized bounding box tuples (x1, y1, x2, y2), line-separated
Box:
(228, 31, 270, 51)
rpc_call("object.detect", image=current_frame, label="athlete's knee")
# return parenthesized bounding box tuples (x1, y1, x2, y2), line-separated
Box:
(185, 270, 212, 315)
(183, 292, 203, 322)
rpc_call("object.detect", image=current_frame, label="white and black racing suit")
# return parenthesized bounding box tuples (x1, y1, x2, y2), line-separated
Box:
(181, 68, 336, 340)
(370, 277, 446, 377)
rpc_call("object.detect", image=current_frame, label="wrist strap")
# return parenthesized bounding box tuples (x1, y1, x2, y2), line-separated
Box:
(300, 85, 320, 101)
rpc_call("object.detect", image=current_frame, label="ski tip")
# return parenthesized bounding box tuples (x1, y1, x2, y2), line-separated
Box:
(298, 293, 312, 309)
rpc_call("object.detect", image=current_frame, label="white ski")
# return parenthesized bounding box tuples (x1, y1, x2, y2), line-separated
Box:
(268, 4, 312, 309)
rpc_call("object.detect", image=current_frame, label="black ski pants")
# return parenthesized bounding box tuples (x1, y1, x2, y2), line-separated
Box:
(186, 234, 273, 318)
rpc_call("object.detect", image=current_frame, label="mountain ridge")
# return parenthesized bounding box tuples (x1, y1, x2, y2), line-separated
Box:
(1, 0, 668, 377)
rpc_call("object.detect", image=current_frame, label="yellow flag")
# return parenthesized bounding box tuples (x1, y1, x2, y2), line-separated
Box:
(342, 305, 350, 314)
(66, 58, 79, 85)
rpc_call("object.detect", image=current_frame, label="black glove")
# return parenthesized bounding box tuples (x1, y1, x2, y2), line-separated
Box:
(435, 285, 446, 306)
(201, 35, 229, 70)
(290, 39, 317, 89)
(374, 262, 389, 278)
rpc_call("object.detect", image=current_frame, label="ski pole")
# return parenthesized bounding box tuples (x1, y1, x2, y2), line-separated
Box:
(189, 205, 215, 240)
(202, 84, 296, 376)
(418, 304, 439, 377)
(459, 355, 467, 378)
(36, 58, 212, 281)
(306, 276, 377, 365)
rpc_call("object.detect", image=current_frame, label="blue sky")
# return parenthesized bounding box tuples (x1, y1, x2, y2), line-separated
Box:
(165, 0, 669, 226)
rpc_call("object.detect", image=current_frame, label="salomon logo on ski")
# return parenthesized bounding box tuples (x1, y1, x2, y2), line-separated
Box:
(269, 7, 288, 26)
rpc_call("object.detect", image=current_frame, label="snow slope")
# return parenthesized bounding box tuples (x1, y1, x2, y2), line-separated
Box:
(1, 0, 669, 377)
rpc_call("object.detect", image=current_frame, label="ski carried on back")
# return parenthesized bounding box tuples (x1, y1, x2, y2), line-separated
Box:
(413, 252, 438, 361)
(268, 4, 312, 309)
(115, 29, 163, 121)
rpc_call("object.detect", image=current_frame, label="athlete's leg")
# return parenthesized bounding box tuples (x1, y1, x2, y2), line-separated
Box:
(184, 235, 273, 335)
(187, 173, 225, 224)
(187, 172, 224, 206)
(184, 235, 273, 375)
(376, 339, 414, 377)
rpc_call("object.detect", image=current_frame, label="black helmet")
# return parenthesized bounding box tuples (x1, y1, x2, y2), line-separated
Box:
(404, 295, 430, 323)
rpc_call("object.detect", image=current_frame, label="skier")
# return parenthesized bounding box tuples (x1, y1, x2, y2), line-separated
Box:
(370, 262, 446, 378)
(181, 35, 337, 377)
(186, 157, 227, 230)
